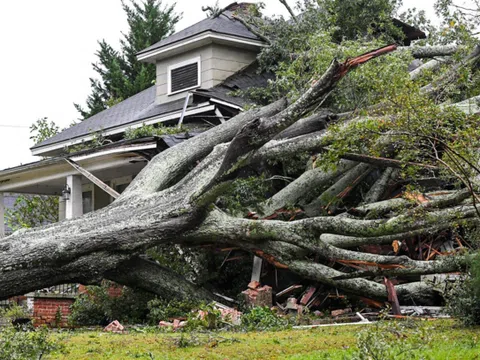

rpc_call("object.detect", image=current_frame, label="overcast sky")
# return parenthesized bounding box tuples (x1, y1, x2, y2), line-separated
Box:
(0, 0, 437, 169)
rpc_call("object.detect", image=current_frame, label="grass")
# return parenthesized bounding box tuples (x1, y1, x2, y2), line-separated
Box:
(45, 320, 480, 360)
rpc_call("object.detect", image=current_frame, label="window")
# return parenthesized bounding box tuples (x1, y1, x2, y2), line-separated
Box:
(82, 184, 94, 214)
(168, 57, 201, 95)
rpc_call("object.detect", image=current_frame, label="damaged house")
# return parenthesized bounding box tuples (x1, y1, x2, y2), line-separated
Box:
(0, 2, 426, 324)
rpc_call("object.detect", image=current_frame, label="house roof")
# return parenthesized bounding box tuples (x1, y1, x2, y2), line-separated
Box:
(31, 61, 271, 155)
(31, 87, 184, 151)
(137, 10, 261, 57)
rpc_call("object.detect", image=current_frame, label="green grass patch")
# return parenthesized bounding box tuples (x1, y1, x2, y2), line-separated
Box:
(45, 320, 480, 360)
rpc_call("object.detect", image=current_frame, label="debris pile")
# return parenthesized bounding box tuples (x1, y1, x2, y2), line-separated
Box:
(104, 320, 127, 333)
(242, 281, 273, 308)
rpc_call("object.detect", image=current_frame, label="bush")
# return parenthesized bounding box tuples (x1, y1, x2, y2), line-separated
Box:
(147, 298, 201, 325)
(347, 320, 432, 359)
(0, 325, 59, 360)
(69, 283, 154, 326)
(184, 303, 223, 331)
(241, 307, 289, 331)
(0, 303, 31, 323)
(445, 254, 480, 325)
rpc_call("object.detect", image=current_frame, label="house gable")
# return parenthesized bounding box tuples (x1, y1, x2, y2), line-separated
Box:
(154, 43, 258, 104)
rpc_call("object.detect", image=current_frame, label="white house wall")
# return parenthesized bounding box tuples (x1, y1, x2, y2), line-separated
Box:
(155, 43, 257, 104)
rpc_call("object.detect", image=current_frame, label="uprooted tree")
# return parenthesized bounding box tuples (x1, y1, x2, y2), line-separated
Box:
(3, 0, 480, 306)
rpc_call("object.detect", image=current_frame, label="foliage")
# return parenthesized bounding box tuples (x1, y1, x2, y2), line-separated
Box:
(241, 0, 404, 75)
(433, 0, 480, 45)
(69, 283, 154, 326)
(184, 303, 223, 331)
(0, 325, 59, 360)
(66, 129, 113, 153)
(29, 117, 59, 145)
(445, 253, 480, 326)
(146, 245, 212, 283)
(75, 0, 181, 119)
(240, 306, 289, 331)
(0, 303, 30, 322)
(5, 118, 60, 233)
(124, 123, 185, 140)
(347, 320, 432, 359)
(5, 195, 59, 232)
(147, 298, 201, 325)
(218, 175, 272, 215)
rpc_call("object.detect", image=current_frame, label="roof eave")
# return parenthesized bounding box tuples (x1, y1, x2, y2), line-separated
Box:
(30, 103, 217, 157)
(137, 31, 267, 64)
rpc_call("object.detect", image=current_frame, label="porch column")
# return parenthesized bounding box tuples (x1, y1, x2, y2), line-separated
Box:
(65, 175, 83, 219)
(0, 193, 4, 238)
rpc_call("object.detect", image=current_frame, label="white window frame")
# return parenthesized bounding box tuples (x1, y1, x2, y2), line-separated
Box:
(167, 56, 201, 96)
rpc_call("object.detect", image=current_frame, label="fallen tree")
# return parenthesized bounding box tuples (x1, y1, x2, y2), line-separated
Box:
(1, 39, 479, 307)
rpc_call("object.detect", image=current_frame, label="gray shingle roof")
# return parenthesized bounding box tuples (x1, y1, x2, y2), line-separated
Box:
(32, 63, 272, 151)
(32, 87, 186, 150)
(137, 11, 261, 56)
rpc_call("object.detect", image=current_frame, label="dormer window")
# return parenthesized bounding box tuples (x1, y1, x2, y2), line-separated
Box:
(168, 57, 201, 95)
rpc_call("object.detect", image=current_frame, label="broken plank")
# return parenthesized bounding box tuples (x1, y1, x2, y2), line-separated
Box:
(276, 285, 302, 297)
(300, 286, 317, 305)
(65, 158, 120, 199)
(384, 277, 401, 315)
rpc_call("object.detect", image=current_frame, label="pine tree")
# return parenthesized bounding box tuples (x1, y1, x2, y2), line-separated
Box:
(75, 0, 180, 120)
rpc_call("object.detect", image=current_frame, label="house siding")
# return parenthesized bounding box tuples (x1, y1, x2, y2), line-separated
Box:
(155, 43, 257, 104)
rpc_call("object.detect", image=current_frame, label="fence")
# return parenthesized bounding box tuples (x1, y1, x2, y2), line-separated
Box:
(33, 284, 79, 296)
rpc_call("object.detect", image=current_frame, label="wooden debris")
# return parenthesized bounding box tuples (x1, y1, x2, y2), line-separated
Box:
(300, 286, 317, 305)
(360, 297, 384, 309)
(384, 277, 401, 315)
(331, 308, 352, 317)
(276, 284, 302, 297)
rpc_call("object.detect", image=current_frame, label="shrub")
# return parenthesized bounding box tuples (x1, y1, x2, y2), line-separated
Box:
(69, 283, 154, 326)
(0, 303, 31, 323)
(0, 325, 59, 360)
(184, 303, 222, 331)
(147, 298, 201, 325)
(240, 306, 289, 331)
(347, 320, 432, 359)
(445, 254, 480, 325)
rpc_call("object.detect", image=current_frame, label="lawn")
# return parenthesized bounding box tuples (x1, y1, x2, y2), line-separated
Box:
(45, 320, 480, 360)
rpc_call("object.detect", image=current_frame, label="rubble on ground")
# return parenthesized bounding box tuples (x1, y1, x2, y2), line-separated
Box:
(104, 320, 127, 333)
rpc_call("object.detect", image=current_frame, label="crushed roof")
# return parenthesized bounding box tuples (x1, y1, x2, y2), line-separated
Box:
(193, 62, 274, 106)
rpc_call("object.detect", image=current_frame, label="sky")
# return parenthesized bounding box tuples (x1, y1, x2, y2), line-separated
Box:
(0, 0, 438, 169)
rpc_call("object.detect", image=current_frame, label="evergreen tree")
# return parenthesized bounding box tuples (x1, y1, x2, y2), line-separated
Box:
(75, 0, 180, 120)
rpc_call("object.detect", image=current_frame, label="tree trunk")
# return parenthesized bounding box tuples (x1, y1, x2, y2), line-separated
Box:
(0, 44, 471, 307)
